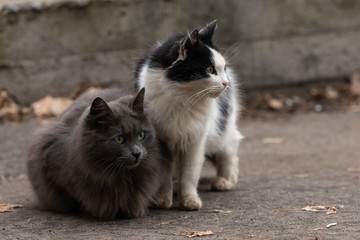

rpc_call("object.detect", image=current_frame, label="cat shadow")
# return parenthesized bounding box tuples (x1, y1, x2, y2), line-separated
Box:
(198, 176, 216, 192)
(26, 200, 141, 223)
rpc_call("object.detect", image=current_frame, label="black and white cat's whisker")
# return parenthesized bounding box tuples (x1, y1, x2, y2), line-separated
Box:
(186, 88, 211, 105)
(186, 88, 212, 108)
(224, 46, 239, 61)
(224, 42, 244, 65)
(188, 91, 211, 110)
(188, 86, 220, 102)
(186, 87, 221, 109)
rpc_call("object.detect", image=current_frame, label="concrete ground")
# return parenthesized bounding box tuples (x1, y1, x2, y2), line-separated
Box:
(0, 110, 359, 239)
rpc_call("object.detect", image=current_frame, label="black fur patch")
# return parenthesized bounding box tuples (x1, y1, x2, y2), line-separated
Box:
(134, 23, 219, 88)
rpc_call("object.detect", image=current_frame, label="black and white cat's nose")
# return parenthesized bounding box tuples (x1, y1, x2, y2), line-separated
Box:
(132, 152, 141, 159)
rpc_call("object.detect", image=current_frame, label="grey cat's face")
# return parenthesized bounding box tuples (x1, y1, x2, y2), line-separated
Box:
(85, 88, 153, 169)
(101, 119, 153, 169)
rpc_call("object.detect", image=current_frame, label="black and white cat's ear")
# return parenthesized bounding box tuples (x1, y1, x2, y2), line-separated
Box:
(178, 30, 199, 61)
(199, 19, 217, 44)
(131, 88, 145, 115)
(87, 97, 114, 128)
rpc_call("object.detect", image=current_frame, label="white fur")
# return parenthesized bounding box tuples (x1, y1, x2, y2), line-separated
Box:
(138, 47, 242, 210)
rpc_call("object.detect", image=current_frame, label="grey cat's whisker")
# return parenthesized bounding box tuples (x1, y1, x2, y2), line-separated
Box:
(97, 160, 119, 184)
(93, 158, 112, 169)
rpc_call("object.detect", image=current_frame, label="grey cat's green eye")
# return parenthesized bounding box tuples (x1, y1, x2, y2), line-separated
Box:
(115, 136, 125, 144)
(138, 132, 146, 141)
(206, 66, 215, 74)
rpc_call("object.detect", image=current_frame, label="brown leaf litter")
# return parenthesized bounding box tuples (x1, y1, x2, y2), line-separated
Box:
(347, 168, 360, 173)
(0, 203, 23, 213)
(350, 70, 360, 96)
(0, 90, 23, 121)
(173, 230, 214, 238)
(31, 95, 73, 118)
(156, 220, 176, 226)
(213, 209, 232, 214)
(302, 205, 343, 214)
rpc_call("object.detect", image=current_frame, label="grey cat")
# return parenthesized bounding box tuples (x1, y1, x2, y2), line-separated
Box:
(27, 88, 169, 219)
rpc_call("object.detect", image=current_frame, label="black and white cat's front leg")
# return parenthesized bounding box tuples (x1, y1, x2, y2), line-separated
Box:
(177, 142, 206, 210)
(155, 162, 174, 209)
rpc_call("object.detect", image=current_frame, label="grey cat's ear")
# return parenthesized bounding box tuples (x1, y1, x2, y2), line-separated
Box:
(88, 97, 114, 128)
(131, 88, 145, 115)
(199, 19, 217, 44)
(178, 30, 199, 61)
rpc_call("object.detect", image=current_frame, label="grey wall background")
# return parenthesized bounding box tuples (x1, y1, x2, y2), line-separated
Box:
(0, 0, 360, 105)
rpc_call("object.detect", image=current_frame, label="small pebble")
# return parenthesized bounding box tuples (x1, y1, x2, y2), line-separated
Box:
(314, 104, 324, 112)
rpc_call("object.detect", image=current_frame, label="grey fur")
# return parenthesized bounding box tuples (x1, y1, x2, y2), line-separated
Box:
(27, 88, 169, 219)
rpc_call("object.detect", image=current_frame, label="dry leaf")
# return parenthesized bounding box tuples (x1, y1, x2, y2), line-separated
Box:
(157, 220, 176, 226)
(262, 138, 285, 144)
(326, 222, 337, 228)
(268, 98, 283, 110)
(325, 86, 339, 99)
(310, 88, 325, 99)
(0, 203, 23, 212)
(347, 168, 360, 173)
(214, 209, 232, 214)
(174, 230, 214, 238)
(350, 70, 360, 96)
(32, 95, 72, 117)
(301, 205, 343, 214)
(0, 90, 22, 121)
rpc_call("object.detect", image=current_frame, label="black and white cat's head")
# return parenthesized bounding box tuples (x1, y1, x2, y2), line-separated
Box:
(84, 88, 154, 169)
(136, 20, 231, 99)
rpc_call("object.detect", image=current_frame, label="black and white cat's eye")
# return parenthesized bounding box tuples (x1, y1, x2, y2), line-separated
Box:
(206, 66, 217, 75)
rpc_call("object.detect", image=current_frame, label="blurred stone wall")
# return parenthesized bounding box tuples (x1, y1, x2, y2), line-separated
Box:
(1, 0, 360, 105)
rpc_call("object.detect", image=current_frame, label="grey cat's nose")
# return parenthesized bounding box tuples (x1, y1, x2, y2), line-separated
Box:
(132, 152, 141, 159)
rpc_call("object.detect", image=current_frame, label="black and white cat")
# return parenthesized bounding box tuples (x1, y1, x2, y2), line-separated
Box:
(135, 20, 243, 210)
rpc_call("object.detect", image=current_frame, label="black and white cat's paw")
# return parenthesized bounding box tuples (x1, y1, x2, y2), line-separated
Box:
(211, 177, 235, 191)
(179, 195, 202, 211)
(155, 195, 172, 209)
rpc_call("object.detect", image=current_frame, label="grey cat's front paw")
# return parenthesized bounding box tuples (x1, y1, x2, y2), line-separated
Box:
(211, 177, 235, 191)
(179, 195, 202, 210)
(156, 195, 172, 209)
